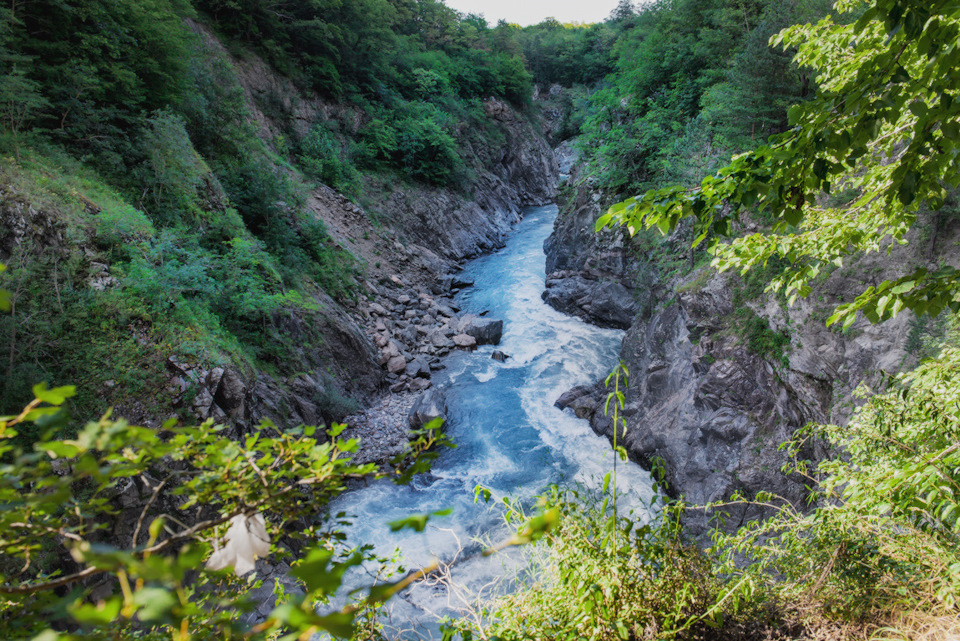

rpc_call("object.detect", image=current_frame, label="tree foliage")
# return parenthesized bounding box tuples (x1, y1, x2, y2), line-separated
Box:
(601, 0, 960, 328)
(576, 0, 828, 195)
(0, 385, 458, 639)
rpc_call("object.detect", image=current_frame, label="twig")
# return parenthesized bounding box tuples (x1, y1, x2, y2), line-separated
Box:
(131, 477, 169, 550)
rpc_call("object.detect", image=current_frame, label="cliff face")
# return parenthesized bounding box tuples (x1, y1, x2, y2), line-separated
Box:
(541, 162, 654, 329)
(549, 163, 955, 535)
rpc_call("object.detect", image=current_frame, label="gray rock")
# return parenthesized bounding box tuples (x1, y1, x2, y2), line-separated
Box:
(430, 330, 454, 348)
(554, 384, 598, 410)
(451, 274, 475, 289)
(408, 387, 448, 430)
(453, 334, 477, 349)
(459, 316, 504, 345)
(386, 355, 407, 374)
(213, 368, 246, 417)
(541, 275, 641, 330)
(405, 357, 431, 379)
(408, 378, 432, 392)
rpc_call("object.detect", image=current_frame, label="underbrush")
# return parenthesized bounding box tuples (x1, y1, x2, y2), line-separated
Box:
(446, 347, 960, 641)
(0, 148, 357, 431)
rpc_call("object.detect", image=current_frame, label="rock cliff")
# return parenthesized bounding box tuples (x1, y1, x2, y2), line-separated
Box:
(542, 162, 653, 329)
(548, 162, 956, 535)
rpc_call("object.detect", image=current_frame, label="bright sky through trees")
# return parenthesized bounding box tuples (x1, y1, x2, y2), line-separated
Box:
(443, 0, 621, 26)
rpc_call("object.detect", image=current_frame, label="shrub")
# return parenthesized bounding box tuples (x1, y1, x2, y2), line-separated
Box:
(0, 387, 454, 640)
(298, 124, 361, 197)
(395, 111, 462, 186)
(716, 347, 960, 628)
(135, 110, 207, 224)
(472, 488, 724, 641)
(92, 203, 155, 247)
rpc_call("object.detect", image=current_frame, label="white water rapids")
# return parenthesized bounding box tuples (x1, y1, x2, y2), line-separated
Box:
(326, 204, 656, 638)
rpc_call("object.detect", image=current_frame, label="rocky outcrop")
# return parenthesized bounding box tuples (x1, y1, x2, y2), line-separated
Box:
(542, 271, 643, 329)
(547, 143, 951, 536)
(541, 164, 656, 329)
(557, 258, 924, 536)
(459, 315, 504, 346)
(161, 290, 384, 435)
(377, 103, 558, 264)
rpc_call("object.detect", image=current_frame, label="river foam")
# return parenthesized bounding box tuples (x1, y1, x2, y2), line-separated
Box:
(327, 204, 655, 637)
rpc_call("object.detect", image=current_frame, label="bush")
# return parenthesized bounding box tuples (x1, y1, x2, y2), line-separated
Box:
(135, 110, 207, 224)
(739, 310, 791, 368)
(92, 203, 155, 247)
(472, 488, 725, 641)
(298, 124, 361, 197)
(716, 347, 960, 628)
(395, 110, 462, 186)
(0, 387, 453, 640)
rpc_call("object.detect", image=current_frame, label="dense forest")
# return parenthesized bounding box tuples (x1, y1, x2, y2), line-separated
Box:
(2, 0, 960, 639)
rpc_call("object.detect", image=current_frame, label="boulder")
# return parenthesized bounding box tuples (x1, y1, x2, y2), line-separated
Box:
(405, 357, 431, 379)
(460, 316, 503, 345)
(430, 330, 454, 349)
(554, 384, 598, 410)
(386, 355, 407, 374)
(451, 274, 475, 289)
(408, 387, 448, 430)
(408, 378, 432, 392)
(453, 334, 477, 349)
(213, 368, 247, 417)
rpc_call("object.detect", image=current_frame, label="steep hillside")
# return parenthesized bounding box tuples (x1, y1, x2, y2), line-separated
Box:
(0, 9, 557, 444)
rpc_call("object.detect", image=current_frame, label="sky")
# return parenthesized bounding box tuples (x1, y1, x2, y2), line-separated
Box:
(442, 0, 622, 26)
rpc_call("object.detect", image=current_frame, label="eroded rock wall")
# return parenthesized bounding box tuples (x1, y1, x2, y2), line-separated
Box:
(549, 160, 954, 535)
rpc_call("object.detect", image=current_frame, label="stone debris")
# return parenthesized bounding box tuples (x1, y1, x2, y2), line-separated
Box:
(358, 276, 502, 391)
(339, 391, 422, 466)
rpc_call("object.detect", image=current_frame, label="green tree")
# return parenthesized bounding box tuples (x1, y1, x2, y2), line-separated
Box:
(0, 8, 48, 160)
(600, 0, 960, 327)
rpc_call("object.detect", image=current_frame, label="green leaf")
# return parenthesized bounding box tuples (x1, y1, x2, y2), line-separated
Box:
(314, 611, 357, 638)
(290, 548, 362, 597)
(595, 212, 613, 232)
(388, 508, 452, 533)
(787, 105, 804, 126)
(32, 384, 77, 406)
(132, 587, 178, 623)
(69, 596, 122, 625)
(41, 441, 80, 459)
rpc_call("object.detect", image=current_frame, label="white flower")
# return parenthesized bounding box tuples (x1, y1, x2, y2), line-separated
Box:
(206, 513, 271, 575)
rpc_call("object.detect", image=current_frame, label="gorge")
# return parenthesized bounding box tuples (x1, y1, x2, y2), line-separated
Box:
(2, 1, 960, 639)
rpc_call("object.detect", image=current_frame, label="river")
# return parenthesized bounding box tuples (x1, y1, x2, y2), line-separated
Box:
(330, 204, 656, 637)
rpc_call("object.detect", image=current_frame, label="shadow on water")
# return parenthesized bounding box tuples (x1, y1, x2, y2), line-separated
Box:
(328, 204, 655, 637)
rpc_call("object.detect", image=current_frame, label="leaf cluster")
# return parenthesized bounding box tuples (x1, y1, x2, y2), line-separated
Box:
(0, 387, 454, 640)
(601, 0, 960, 328)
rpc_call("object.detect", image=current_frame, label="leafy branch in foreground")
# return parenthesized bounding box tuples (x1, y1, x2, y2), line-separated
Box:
(0, 385, 458, 640)
(598, 0, 960, 328)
